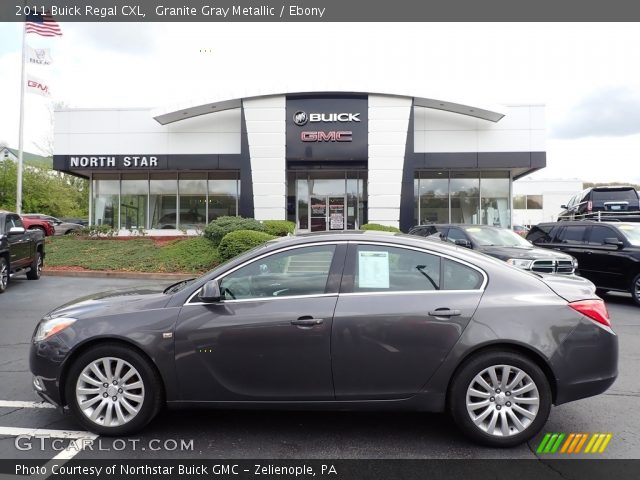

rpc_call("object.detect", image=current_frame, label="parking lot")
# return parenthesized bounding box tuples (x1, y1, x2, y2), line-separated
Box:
(0, 275, 638, 462)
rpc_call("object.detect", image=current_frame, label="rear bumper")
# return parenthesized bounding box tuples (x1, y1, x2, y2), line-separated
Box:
(551, 318, 618, 405)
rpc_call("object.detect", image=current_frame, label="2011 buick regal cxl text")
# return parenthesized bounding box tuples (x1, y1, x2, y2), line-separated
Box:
(29, 232, 618, 447)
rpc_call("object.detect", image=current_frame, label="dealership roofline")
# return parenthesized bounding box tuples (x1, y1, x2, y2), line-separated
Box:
(151, 91, 506, 125)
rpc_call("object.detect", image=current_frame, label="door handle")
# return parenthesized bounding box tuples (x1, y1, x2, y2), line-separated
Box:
(428, 309, 461, 318)
(291, 317, 324, 327)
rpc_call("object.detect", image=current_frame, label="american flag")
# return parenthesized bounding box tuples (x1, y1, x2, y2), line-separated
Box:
(25, 12, 62, 37)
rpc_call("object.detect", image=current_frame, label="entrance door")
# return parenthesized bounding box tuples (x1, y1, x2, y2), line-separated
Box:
(310, 196, 328, 232)
(328, 197, 345, 231)
(310, 196, 346, 232)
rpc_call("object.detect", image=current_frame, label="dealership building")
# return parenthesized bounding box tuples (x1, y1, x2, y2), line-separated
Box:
(53, 91, 546, 233)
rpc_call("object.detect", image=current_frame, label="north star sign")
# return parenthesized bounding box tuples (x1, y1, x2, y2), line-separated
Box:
(69, 156, 162, 168)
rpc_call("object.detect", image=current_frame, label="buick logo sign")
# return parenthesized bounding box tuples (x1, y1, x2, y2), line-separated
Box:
(293, 111, 308, 126)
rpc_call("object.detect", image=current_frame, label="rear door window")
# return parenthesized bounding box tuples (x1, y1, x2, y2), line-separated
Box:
(587, 226, 620, 245)
(556, 226, 586, 244)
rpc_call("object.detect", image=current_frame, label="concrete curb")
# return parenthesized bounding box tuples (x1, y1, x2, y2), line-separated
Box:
(43, 270, 195, 281)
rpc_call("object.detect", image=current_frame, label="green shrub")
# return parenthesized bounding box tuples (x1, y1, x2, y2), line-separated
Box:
(158, 237, 219, 272)
(218, 230, 276, 262)
(203, 216, 265, 246)
(361, 223, 401, 233)
(263, 220, 295, 237)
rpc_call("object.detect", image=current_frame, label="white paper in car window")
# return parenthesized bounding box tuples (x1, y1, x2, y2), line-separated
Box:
(358, 251, 390, 288)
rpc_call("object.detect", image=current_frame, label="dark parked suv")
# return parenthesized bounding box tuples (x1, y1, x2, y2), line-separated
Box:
(409, 224, 577, 274)
(527, 221, 640, 305)
(559, 186, 640, 221)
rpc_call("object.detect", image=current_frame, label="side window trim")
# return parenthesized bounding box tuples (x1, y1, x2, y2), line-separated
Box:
(185, 241, 346, 305)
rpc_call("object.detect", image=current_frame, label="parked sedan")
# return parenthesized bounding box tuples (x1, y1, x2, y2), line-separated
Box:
(30, 232, 617, 447)
(410, 224, 577, 274)
(23, 214, 83, 236)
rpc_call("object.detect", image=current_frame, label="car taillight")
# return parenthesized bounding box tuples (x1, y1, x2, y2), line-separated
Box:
(569, 299, 610, 327)
(587, 200, 592, 212)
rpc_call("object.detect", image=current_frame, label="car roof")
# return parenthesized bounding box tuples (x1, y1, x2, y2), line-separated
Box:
(536, 220, 635, 227)
(413, 224, 504, 229)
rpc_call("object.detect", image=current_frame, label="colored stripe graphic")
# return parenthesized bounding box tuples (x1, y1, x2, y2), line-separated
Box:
(538, 433, 613, 454)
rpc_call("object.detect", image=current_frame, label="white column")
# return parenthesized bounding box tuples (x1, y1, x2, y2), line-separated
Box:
(243, 96, 286, 220)
(367, 95, 413, 229)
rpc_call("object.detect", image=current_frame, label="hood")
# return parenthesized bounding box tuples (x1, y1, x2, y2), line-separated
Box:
(537, 274, 597, 303)
(45, 285, 172, 320)
(478, 245, 573, 261)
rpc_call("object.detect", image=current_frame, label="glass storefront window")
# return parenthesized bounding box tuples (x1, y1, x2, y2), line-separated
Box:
(450, 172, 480, 224)
(92, 174, 119, 229)
(179, 173, 207, 229)
(150, 173, 177, 229)
(415, 170, 511, 227)
(120, 173, 148, 230)
(480, 171, 510, 227)
(418, 172, 448, 224)
(208, 172, 239, 222)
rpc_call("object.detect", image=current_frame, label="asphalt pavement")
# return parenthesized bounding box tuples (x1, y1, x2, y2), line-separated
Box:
(0, 275, 638, 461)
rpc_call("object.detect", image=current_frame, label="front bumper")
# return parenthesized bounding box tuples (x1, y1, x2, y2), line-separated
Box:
(551, 318, 618, 405)
(29, 335, 71, 408)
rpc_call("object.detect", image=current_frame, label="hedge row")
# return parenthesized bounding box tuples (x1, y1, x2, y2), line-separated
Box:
(203, 216, 295, 246)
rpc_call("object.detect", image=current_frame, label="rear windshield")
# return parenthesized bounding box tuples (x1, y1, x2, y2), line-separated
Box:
(591, 189, 638, 203)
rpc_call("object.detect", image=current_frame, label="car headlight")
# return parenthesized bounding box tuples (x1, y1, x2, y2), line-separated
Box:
(506, 258, 534, 269)
(572, 258, 579, 268)
(34, 317, 77, 342)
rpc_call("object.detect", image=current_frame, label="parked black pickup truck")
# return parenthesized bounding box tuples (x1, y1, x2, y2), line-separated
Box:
(0, 211, 45, 293)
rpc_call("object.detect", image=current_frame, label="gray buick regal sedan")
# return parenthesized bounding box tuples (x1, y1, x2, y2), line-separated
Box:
(30, 232, 618, 447)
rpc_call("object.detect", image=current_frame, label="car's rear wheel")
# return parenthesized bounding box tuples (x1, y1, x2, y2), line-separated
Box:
(631, 273, 640, 306)
(65, 344, 162, 435)
(26, 251, 42, 280)
(0, 257, 8, 293)
(449, 350, 551, 447)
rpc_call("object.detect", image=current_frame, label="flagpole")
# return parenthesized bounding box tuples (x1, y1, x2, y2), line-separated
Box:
(16, 22, 27, 214)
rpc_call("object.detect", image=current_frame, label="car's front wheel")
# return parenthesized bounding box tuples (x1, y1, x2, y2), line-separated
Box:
(65, 344, 162, 435)
(449, 350, 551, 447)
(631, 273, 640, 306)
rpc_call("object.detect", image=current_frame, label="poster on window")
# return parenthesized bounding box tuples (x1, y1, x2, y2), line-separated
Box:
(330, 213, 344, 230)
(358, 251, 390, 288)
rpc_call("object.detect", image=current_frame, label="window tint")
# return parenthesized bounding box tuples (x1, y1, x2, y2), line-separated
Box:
(588, 226, 618, 245)
(219, 245, 335, 300)
(527, 225, 552, 244)
(556, 226, 586, 244)
(446, 228, 467, 243)
(443, 259, 483, 290)
(354, 245, 440, 292)
(591, 189, 638, 202)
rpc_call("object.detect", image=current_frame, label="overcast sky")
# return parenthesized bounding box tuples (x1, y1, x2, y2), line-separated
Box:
(1, 22, 639, 182)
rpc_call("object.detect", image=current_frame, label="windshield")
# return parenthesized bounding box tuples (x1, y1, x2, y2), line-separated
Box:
(618, 224, 640, 246)
(464, 227, 533, 247)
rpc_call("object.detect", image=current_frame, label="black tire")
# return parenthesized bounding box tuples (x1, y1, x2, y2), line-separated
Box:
(65, 343, 163, 436)
(26, 251, 42, 280)
(0, 257, 8, 294)
(449, 350, 552, 447)
(631, 273, 640, 306)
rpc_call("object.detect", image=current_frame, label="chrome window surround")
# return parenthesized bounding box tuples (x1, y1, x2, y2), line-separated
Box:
(184, 240, 488, 306)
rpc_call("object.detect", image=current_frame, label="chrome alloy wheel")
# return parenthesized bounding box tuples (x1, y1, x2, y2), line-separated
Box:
(75, 357, 145, 427)
(36, 255, 43, 276)
(635, 277, 640, 300)
(465, 364, 540, 437)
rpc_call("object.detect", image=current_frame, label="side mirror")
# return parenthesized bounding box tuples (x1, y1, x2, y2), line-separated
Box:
(8, 227, 26, 236)
(199, 280, 222, 303)
(560, 205, 567, 209)
(454, 239, 472, 248)
(603, 238, 624, 249)
(54, 221, 62, 225)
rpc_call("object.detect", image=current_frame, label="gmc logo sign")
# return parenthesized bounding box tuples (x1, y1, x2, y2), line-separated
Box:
(301, 131, 353, 142)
